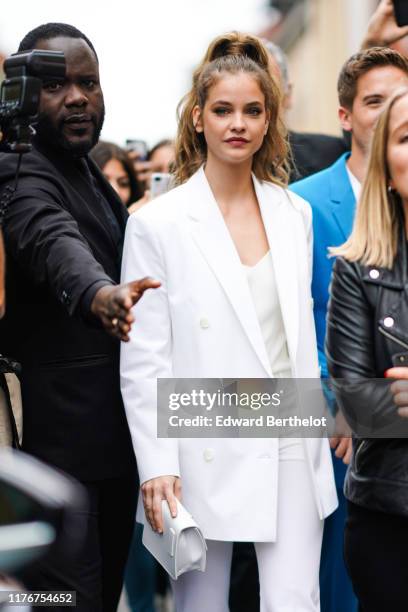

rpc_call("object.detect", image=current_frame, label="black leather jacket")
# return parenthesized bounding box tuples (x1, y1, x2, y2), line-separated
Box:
(326, 233, 408, 517)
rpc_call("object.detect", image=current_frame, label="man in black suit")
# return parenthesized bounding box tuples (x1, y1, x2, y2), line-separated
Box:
(0, 23, 159, 611)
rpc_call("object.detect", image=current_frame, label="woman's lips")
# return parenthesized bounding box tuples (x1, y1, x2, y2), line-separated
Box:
(225, 138, 249, 146)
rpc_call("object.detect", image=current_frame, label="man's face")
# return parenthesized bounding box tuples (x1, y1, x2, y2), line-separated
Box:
(339, 65, 408, 157)
(34, 36, 105, 157)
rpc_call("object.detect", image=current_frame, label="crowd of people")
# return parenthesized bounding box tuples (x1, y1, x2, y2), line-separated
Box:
(2, 1, 408, 611)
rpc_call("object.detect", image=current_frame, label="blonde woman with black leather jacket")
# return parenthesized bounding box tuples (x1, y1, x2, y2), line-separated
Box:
(327, 86, 408, 612)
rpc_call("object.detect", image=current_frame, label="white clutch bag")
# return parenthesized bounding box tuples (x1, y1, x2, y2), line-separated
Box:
(142, 499, 207, 580)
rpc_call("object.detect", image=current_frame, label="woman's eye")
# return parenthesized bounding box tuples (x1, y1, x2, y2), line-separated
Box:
(247, 107, 262, 115)
(214, 107, 229, 116)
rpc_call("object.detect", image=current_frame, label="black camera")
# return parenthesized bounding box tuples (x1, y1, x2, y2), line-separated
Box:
(0, 50, 65, 153)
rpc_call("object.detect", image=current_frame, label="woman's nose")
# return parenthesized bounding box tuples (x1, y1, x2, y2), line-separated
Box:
(230, 112, 246, 131)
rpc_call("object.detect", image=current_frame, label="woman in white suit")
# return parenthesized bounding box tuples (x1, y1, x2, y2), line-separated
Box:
(120, 32, 337, 612)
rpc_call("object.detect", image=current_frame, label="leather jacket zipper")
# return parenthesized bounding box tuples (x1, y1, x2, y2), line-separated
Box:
(378, 326, 408, 350)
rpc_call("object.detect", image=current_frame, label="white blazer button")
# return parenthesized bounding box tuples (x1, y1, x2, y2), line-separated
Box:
(203, 448, 215, 462)
(384, 317, 394, 328)
(369, 269, 380, 279)
(200, 318, 209, 329)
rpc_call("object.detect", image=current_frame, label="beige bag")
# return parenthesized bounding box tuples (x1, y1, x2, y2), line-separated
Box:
(0, 373, 22, 448)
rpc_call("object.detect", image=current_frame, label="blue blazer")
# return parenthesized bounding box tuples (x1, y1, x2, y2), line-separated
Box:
(290, 153, 356, 377)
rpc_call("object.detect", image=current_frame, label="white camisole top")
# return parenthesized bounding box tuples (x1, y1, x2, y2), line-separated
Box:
(243, 251, 304, 461)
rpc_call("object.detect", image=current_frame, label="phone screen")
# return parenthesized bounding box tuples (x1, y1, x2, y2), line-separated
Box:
(393, 0, 408, 27)
(125, 139, 148, 160)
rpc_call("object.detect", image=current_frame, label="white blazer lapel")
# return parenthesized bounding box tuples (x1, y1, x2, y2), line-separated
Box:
(253, 177, 299, 366)
(186, 168, 272, 377)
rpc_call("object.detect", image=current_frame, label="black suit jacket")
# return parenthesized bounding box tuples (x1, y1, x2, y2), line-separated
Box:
(0, 145, 136, 480)
(289, 131, 350, 182)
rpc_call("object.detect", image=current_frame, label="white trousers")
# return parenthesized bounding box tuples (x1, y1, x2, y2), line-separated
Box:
(172, 448, 323, 612)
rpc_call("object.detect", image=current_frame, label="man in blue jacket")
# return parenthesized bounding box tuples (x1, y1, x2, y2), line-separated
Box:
(291, 46, 408, 612)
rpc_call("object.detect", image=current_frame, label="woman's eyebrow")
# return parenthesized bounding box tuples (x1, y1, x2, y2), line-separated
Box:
(210, 100, 233, 105)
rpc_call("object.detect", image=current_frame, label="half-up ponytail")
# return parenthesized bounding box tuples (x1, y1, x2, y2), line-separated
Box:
(174, 32, 289, 186)
(203, 31, 271, 70)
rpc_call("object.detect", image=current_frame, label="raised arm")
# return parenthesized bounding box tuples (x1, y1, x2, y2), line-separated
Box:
(4, 183, 158, 339)
(361, 0, 408, 49)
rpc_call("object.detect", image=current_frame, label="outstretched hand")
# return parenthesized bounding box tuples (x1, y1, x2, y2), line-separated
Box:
(362, 0, 408, 49)
(91, 277, 161, 341)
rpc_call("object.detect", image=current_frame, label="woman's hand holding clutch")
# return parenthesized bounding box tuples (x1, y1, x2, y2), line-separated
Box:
(141, 475, 182, 533)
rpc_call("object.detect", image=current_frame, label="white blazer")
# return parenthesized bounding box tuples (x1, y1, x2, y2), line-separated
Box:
(120, 167, 338, 542)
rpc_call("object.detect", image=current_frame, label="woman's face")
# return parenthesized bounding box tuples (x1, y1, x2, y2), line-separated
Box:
(103, 158, 131, 204)
(150, 144, 175, 173)
(387, 94, 408, 205)
(193, 72, 269, 168)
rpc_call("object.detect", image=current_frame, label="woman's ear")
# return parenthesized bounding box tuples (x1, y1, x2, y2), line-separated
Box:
(192, 105, 204, 133)
(264, 110, 270, 135)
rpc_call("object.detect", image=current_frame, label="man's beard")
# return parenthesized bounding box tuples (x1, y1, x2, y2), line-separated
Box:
(35, 105, 105, 157)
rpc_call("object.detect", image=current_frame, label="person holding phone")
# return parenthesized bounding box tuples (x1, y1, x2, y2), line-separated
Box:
(148, 139, 175, 201)
(362, 0, 408, 51)
(120, 32, 337, 611)
(148, 139, 175, 174)
(326, 87, 408, 611)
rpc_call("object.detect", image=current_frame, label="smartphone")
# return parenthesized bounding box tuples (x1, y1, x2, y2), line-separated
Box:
(393, 0, 408, 27)
(150, 173, 172, 199)
(125, 138, 148, 160)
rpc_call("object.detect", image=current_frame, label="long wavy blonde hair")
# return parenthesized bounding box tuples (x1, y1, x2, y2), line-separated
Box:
(173, 32, 289, 186)
(331, 87, 408, 268)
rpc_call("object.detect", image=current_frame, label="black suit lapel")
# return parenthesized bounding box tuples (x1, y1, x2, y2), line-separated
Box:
(87, 156, 129, 232)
